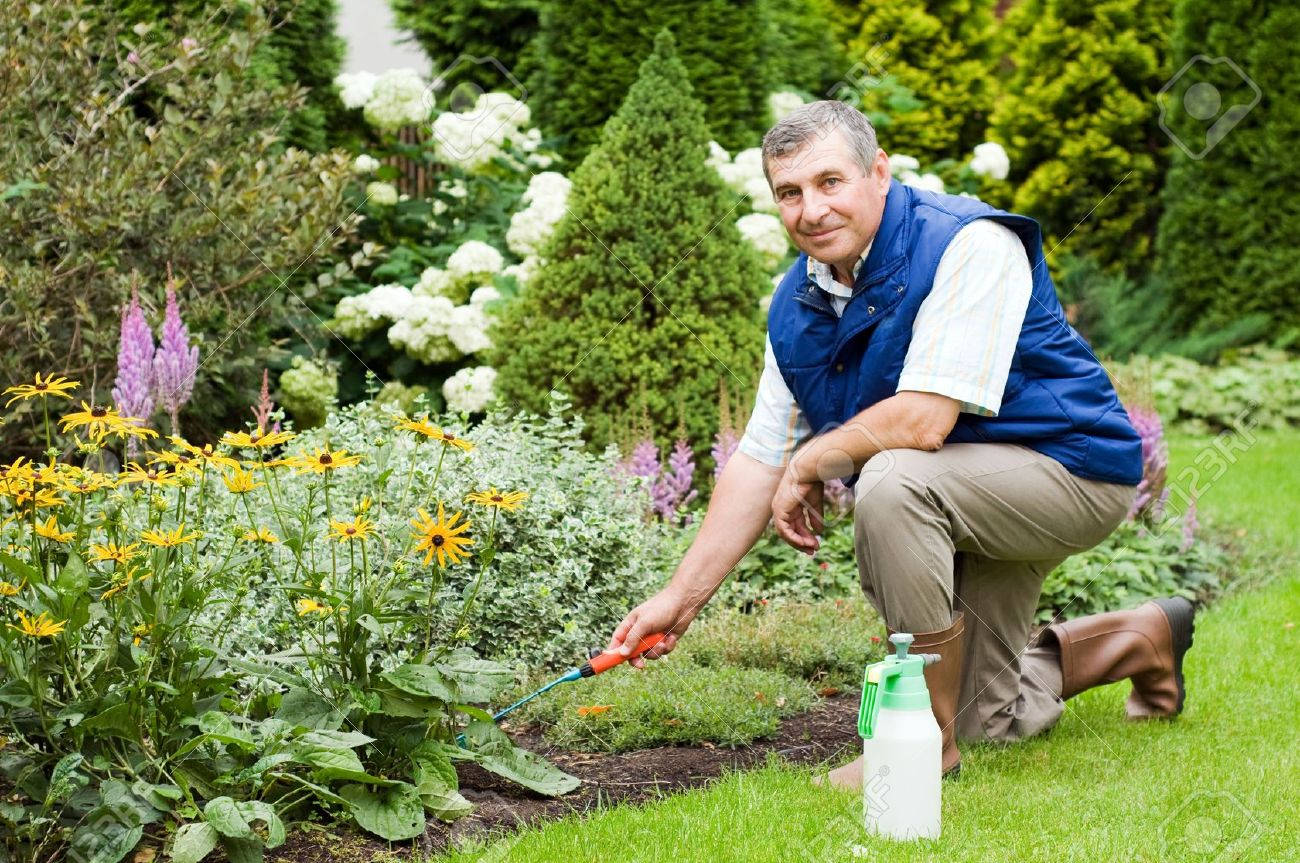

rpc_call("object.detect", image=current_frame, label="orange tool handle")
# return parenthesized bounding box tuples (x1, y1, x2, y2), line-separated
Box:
(585, 633, 667, 675)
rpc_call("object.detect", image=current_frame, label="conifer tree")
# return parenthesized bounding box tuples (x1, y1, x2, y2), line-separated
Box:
(493, 31, 767, 461)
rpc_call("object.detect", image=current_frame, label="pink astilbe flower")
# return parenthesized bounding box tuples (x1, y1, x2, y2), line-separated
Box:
(711, 428, 740, 479)
(112, 283, 155, 457)
(1180, 496, 1200, 553)
(1125, 405, 1169, 522)
(653, 439, 697, 523)
(621, 439, 660, 481)
(151, 275, 199, 434)
(250, 368, 281, 434)
(824, 477, 855, 515)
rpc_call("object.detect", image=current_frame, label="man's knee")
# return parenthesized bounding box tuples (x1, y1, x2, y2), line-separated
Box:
(853, 448, 934, 526)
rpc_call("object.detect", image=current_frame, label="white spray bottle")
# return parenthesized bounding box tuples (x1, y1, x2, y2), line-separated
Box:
(856, 632, 943, 840)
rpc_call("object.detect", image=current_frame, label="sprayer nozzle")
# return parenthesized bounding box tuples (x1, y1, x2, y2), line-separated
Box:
(920, 652, 942, 666)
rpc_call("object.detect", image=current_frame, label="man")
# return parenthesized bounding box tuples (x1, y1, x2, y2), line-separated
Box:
(606, 101, 1195, 786)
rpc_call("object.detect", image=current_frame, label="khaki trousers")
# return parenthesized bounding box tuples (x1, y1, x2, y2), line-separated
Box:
(852, 443, 1136, 743)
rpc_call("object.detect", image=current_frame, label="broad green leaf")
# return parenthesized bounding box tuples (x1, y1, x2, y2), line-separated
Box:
(65, 821, 142, 863)
(81, 703, 137, 740)
(293, 746, 389, 784)
(435, 651, 514, 703)
(203, 797, 252, 839)
(220, 837, 264, 863)
(56, 552, 89, 595)
(274, 687, 343, 730)
(462, 720, 579, 796)
(297, 729, 374, 750)
(0, 552, 38, 585)
(411, 746, 472, 821)
(381, 664, 457, 701)
(453, 704, 495, 723)
(171, 822, 219, 863)
(378, 688, 445, 719)
(341, 782, 425, 841)
(45, 753, 85, 805)
(196, 712, 255, 749)
(234, 801, 285, 849)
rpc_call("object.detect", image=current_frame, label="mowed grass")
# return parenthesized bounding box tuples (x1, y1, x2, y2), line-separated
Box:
(435, 431, 1300, 863)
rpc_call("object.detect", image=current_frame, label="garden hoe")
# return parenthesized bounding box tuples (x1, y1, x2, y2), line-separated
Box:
(456, 632, 666, 746)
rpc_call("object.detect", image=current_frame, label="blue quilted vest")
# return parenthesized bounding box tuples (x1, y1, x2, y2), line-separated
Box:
(767, 180, 1142, 486)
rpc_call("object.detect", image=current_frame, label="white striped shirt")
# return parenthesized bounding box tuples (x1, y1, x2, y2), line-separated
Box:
(738, 219, 1033, 468)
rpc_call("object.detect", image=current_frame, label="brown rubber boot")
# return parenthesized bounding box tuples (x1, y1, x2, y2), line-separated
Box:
(892, 612, 965, 777)
(1045, 597, 1195, 719)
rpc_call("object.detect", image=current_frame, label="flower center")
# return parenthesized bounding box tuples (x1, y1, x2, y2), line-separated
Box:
(345, 527, 356, 535)
(91, 407, 107, 418)
(491, 495, 503, 502)
(432, 535, 445, 546)
(34, 384, 47, 392)
(320, 454, 333, 465)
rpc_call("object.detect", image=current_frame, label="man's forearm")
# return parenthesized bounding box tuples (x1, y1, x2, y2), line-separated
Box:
(665, 451, 783, 615)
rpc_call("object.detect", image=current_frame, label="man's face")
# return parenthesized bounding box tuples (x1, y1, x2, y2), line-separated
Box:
(767, 129, 892, 278)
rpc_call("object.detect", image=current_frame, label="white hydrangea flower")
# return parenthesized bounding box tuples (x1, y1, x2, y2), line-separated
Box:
(446, 240, 504, 280)
(362, 68, 429, 132)
(900, 171, 946, 194)
(335, 71, 377, 110)
(430, 92, 531, 172)
(736, 212, 790, 271)
(744, 176, 779, 213)
(442, 365, 498, 414)
(413, 267, 452, 298)
(352, 153, 380, 175)
(365, 181, 399, 206)
(331, 283, 413, 339)
(503, 256, 541, 287)
(969, 141, 1010, 180)
(759, 291, 775, 315)
(507, 171, 571, 257)
(448, 303, 492, 354)
(387, 295, 460, 363)
(706, 140, 731, 171)
(470, 286, 502, 308)
(888, 153, 921, 175)
(768, 90, 805, 123)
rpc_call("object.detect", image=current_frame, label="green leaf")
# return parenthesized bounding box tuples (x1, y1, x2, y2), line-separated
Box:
(435, 651, 514, 703)
(203, 797, 252, 839)
(381, 663, 457, 701)
(275, 687, 344, 730)
(461, 720, 579, 796)
(66, 821, 142, 863)
(220, 837, 264, 863)
(56, 552, 89, 595)
(293, 746, 389, 783)
(297, 729, 374, 750)
(377, 688, 446, 719)
(340, 782, 425, 841)
(234, 801, 285, 849)
(0, 552, 38, 584)
(171, 822, 219, 863)
(453, 704, 495, 723)
(196, 712, 256, 749)
(45, 753, 85, 805)
(411, 745, 472, 821)
(81, 703, 136, 740)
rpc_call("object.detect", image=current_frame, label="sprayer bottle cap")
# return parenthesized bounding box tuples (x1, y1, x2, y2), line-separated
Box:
(858, 633, 941, 738)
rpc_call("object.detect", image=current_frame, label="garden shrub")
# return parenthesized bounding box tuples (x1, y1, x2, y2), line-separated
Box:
(493, 32, 767, 465)
(531, 4, 770, 161)
(838, 0, 998, 164)
(759, 0, 846, 97)
(989, 0, 1173, 274)
(0, 1, 353, 455)
(682, 600, 886, 688)
(389, 0, 542, 95)
(520, 660, 814, 752)
(1152, 0, 1300, 342)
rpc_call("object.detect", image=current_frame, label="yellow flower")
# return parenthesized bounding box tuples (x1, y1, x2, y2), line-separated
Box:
(4, 373, 79, 408)
(221, 466, 264, 495)
(58, 402, 150, 441)
(166, 437, 241, 470)
(356, 496, 372, 514)
(90, 542, 139, 564)
(465, 488, 528, 511)
(296, 598, 332, 617)
(9, 610, 66, 638)
(61, 467, 116, 496)
(33, 516, 74, 544)
(100, 565, 149, 600)
(410, 502, 474, 567)
(393, 416, 474, 451)
(120, 462, 180, 488)
(328, 516, 375, 542)
(0, 580, 24, 597)
(220, 427, 296, 450)
(241, 527, 279, 544)
(293, 448, 364, 474)
(132, 623, 152, 646)
(140, 524, 200, 547)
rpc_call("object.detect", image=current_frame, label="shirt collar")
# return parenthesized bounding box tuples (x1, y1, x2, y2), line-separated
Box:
(806, 240, 873, 299)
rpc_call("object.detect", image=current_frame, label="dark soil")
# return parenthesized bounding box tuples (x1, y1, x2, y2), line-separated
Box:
(266, 693, 860, 861)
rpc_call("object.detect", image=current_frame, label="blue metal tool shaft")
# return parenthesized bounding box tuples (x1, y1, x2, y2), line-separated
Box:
(456, 667, 582, 747)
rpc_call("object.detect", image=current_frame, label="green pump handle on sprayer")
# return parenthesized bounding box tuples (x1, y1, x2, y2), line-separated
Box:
(857, 633, 943, 739)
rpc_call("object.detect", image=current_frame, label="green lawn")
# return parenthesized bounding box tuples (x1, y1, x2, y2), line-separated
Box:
(438, 431, 1299, 862)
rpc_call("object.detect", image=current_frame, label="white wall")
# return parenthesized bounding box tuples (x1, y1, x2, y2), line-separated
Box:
(336, 0, 430, 74)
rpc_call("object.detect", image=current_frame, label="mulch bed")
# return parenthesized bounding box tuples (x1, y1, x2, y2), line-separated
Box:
(267, 693, 860, 861)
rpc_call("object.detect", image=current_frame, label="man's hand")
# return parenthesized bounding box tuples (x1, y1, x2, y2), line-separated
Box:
(607, 586, 699, 669)
(772, 469, 824, 555)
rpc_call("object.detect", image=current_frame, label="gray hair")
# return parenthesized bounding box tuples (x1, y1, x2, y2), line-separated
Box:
(761, 100, 879, 186)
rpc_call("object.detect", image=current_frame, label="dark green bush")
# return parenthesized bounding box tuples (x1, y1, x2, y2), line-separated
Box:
(1152, 0, 1300, 342)
(989, 0, 1173, 274)
(492, 31, 766, 462)
(390, 0, 542, 95)
(520, 660, 814, 752)
(760, 0, 847, 97)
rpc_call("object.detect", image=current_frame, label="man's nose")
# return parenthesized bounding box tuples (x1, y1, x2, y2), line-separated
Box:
(802, 188, 831, 224)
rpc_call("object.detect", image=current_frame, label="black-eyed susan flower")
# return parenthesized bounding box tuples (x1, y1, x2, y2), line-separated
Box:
(58, 402, 141, 440)
(9, 610, 66, 638)
(167, 436, 240, 470)
(410, 502, 474, 567)
(220, 427, 295, 450)
(221, 466, 263, 495)
(0, 580, 24, 597)
(100, 565, 148, 600)
(328, 516, 375, 542)
(393, 416, 474, 451)
(293, 448, 364, 474)
(89, 542, 139, 565)
(295, 598, 332, 617)
(140, 524, 200, 547)
(33, 516, 74, 544)
(132, 623, 152, 646)
(241, 527, 279, 544)
(355, 496, 372, 514)
(3, 373, 79, 408)
(120, 462, 180, 488)
(465, 488, 528, 511)
(61, 467, 116, 496)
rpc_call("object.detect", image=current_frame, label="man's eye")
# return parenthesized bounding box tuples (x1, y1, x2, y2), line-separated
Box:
(823, 178, 840, 188)
(780, 189, 800, 200)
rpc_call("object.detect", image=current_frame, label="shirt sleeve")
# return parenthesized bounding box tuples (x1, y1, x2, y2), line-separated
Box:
(737, 335, 812, 468)
(896, 219, 1033, 416)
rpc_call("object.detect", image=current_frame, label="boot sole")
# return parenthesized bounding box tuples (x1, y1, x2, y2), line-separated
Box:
(1152, 596, 1195, 715)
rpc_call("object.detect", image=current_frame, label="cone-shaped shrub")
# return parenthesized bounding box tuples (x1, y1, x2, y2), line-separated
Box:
(492, 31, 767, 463)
